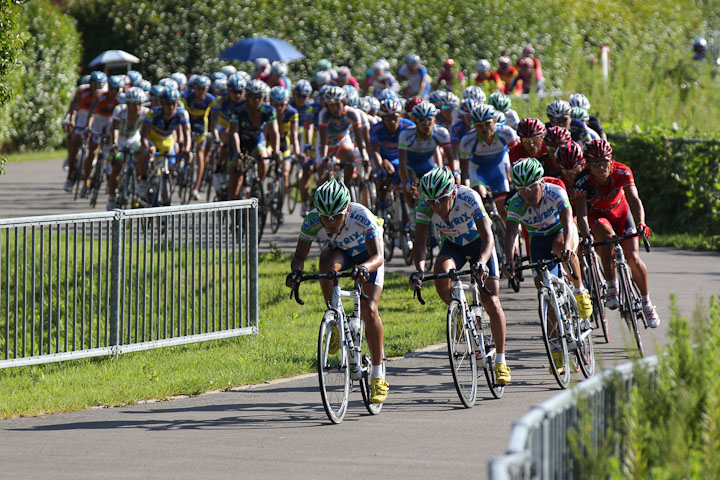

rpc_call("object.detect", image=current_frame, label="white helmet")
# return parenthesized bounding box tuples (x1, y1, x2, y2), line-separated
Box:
(476, 59, 491, 73)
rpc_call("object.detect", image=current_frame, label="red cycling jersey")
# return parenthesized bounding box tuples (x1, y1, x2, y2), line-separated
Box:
(574, 161, 636, 234)
(75, 85, 100, 112)
(496, 66, 521, 95)
(508, 141, 548, 165)
(474, 71, 504, 91)
(93, 92, 119, 118)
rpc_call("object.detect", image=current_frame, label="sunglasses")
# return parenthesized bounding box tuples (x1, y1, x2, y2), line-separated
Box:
(427, 191, 452, 206)
(161, 100, 177, 106)
(550, 116, 569, 124)
(229, 89, 244, 94)
(248, 94, 264, 100)
(517, 179, 543, 192)
(294, 93, 309, 98)
(588, 159, 610, 167)
(561, 166, 583, 174)
(382, 113, 401, 119)
(319, 205, 349, 222)
(415, 117, 434, 124)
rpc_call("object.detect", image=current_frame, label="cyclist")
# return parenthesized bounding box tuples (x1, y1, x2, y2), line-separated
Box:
(106, 87, 148, 210)
(434, 58, 465, 91)
(509, 118, 547, 166)
(474, 59, 504, 92)
(574, 139, 660, 327)
(228, 79, 279, 198)
(81, 75, 124, 198)
(290, 80, 315, 217)
(398, 102, 456, 209)
(511, 45, 545, 95)
(287, 180, 389, 404)
(543, 126, 572, 176)
(370, 97, 415, 215)
(397, 53, 431, 98)
(335, 66, 359, 89)
(317, 86, 367, 190)
(369, 59, 399, 97)
(545, 100, 599, 146)
(496, 56, 521, 96)
(568, 93, 606, 141)
(209, 73, 246, 194)
(270, 86, 301, 222)
(450, 98, 477, 162)
(63, 71, 106, 192)
(268, 61, 290, 90)
(487, 92, 519, 130)
(459, 103, 519, 219)
(403, 95, 423, 120)
(555, 141, 585, 212)
(503, 158, 592, 371)
(136, 87, 191, 203)
(181, 75, 215, 199)
(410, 166, 511, 385)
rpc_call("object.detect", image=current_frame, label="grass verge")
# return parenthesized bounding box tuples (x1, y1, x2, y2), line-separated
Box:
(650, 233, 720, 252)
(4, 149, 65, 164)
(0, 252, 447, 418)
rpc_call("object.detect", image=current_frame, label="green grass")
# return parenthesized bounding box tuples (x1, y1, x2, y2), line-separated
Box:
(4, 149, 64, 164)
(650, 233, 720, 252)
(0, 252, 447, 418)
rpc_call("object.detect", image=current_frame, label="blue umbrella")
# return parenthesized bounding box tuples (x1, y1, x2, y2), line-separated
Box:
(219, 37, 305, 63)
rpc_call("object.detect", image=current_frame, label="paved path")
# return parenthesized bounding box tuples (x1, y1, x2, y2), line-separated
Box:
(2, 158, 720, 479)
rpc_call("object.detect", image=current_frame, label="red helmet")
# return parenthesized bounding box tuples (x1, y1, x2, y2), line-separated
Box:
(583, 139, 613, 160)
(556, 141, 584, 170)
(544, 126, 572, 147)
(444, 58, 455, 68)
(517, 117, 546, 138)
(405, 96, 423, 113)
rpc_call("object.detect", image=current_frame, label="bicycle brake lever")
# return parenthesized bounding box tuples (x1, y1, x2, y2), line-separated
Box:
(413, 286, 426, 305)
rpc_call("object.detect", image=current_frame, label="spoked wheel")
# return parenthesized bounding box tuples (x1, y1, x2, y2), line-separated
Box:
(267, 177, 285, 234)
(249, 180, 266, 243)
(491, 215, 506, 269)
(539, 292, 571, 389)
(89, 157, 104, 208)
(575, 316, 596, 378)
(179, 164, 196, 205)
(446, 300, 477, 408)
(509, 252, 523, 292)
(481, 334, 504, 399)
(587, 255, 610, 343)
(359, 354, 383, 415)
(624, 279, 645, 357)
(382, 222, 394, 262)
(317, 310, 350, 424)
(287, 160, 300, 214)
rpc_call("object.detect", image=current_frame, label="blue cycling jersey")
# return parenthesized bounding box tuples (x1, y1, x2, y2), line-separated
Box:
(370, 118, 415, 160)
(451, 119, 469, 143)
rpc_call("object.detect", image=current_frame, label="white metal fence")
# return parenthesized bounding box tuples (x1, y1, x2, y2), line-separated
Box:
(0, 200, 259, 368)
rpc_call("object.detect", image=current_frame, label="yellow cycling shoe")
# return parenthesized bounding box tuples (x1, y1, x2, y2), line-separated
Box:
(551, 351, 565, 375)
(494, 362, 511, 385)
(328, 323, 340, 355)
(370, 377, 389, 404)
(575, 291, 593, 319)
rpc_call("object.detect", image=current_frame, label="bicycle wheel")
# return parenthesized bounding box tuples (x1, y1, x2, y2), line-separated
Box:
(317, 310, 350, 424)
(491, 215, 506, 272)
(565, 289, 596, 378)
(481, 332, 505, 399)
(287, 159, 300, 214)
(446, 300, 477, 408)
(587, 253, 610, 343)
(359, 353, 383, 415)
(624, 276, 645, 357)
(89, 155, 104, 208)
(383, 222, 395, 262)
(249, 179, 266, 243)
(509, 251, 522, 292)
(268, 174, 285, 234)
(539, 291, 571, 389)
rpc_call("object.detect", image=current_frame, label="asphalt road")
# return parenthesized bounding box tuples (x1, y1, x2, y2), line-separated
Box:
(2, 158, 720, 479)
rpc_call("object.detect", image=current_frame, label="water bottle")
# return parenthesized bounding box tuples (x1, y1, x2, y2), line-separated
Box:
(470, 304, 484, 361)
(348, 316, 361, 346)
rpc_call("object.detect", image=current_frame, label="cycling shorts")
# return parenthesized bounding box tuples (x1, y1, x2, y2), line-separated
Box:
(376, 158, 400, 185)
(90, 116, 112, 143)
(332, 248, 384, 289)
(147, 132, 177, 166)
(73, 110, 90, 133)
(438, 236, 499, 280)
(315, 134, 354, 166)
(589, 201, 636, 237)
(228, 135, 266, 166)
(406, 160, 436, 180)
(469, 157, 510, 194)
(528, 232, 561, 277)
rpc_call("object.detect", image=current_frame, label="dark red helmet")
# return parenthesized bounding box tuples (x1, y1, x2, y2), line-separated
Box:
(556, 141, 584, 170)
(517, 117, 546, 138)
(405, 96, 423, 113)
(544, 126, 572, 147)
(583, 139, 613, 160)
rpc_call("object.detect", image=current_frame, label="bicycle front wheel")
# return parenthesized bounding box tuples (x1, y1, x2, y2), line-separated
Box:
(540, 292, 571, 389)
(481, 332, 504, 399)
(318, 310, 350, 424)
(249, 179, 266, 243)
(446, 300, 477, 408)
(621, 274, 645, 357)
(287, 160, 300, 214)
(359, 353, 383, 415)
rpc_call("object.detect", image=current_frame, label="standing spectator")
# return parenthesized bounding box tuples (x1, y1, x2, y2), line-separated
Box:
(474, 59, 504, 92)
(251, 58, 271, 82)
(497, 56, 521, 96)
(693, 37, 708, 61)
(267, 62, 288, 89)
(334, 66, 359, 88)
(511, 45, 545, 95)
(397, 53, 431, 98)
(434, 58, 465, 92)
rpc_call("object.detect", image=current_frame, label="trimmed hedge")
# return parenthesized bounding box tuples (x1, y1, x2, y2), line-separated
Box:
(0, 0, 81, 152)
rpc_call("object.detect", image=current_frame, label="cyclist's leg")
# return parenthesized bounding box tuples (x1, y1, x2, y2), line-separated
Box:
(227, 153, 241, 200)
(318, 247, 348, 303)
(193, 134, 208, 192)
(591, 216, 617, 282)
(66, 130, 83, 179)
(433, 242, 461, 304)
(84, 136, 100, 182)
(106, 150, 123, 198)
(360, 282, 385, 368)
(529, 234, 561, 328)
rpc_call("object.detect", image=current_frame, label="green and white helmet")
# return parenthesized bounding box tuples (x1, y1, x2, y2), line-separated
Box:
(488, 91, 511, 113)
(314, 179, 351, 216)
(510, 158, 544, 187)
(570, 106, 589, 122)
(419, 166, 455, 200)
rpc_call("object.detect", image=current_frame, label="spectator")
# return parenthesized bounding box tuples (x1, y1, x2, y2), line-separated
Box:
(267, 61, 288, 89)
(434, 58, 465, 92)
(251, 57, 270, 82)
(511, 45, 545, 95)
(397, 53, 431, 98)
(334, 66, 359, 88)
(693, 37, 708, 61)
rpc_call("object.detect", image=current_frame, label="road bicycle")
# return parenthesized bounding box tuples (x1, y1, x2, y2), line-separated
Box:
(176, 132, 203, 205)
(88, 135, 111, 208)
(412, 260, 504, 407)
(72, 133, 90, 200)
(515, 254, 595, 389)
(285, 154, 301, 214)
(114, 146, 140, 210)
(591, 233, 651, 356)
(236, 153, 267, 243)
(375, 181, 412, 264)
(580, 237, 609, 343)
(263, 155, 286, 234)
(289, 269, 385, 424)
(137, 152, 182, 208)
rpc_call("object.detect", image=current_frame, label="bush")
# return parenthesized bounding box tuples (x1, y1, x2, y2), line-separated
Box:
(0, 1, 81, 152)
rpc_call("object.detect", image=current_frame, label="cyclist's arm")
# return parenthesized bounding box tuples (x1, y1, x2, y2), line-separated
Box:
(362, 124, 371, 161)
(574, 196, 591, 238)
(559, 206, 576, 253)
(110, 118, 121, 148)
(290, 119, 301, 156)
(139, 123, 152, 150)
(290, 237, 312, 273)
(398, 148, 409, 186)
(504, 219, 521, 270)
(318, 124, 329, 159)
(442, 144, 459, 178)
(460, 155, 470, 187)
(353, 123, 368, 161)
(229, 120, 241, 157)
(433, 146, 443, 168)
(361, 235, 383, 273)
(64, 93, 79, 125)
(413, 221, 429, 272)
(209, 109, 220, 143)
(268, 120, 280, 156)
(473, 215, 495, 267)
(624, 185, 645, 227)
(369, 140, 383, 170)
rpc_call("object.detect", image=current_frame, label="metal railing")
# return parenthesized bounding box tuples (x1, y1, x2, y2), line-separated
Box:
(0, 200, 258, 369)
(489, 356, 659, 480)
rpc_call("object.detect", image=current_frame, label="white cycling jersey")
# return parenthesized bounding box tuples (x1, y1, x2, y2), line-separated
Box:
(459, 124, 518, 166)
(506, 182, 570, 236)
(416, 185, 488, 246)
(300, 202, 383, 257)
(504, 109, 520, 130)
(112, 104, 148, 148)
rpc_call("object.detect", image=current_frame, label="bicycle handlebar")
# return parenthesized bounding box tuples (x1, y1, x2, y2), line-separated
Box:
(516, 252, 577, 280)
(412, 260, 491, 305)
(590, 232, 651, 253)
(289, 270, 370, 306)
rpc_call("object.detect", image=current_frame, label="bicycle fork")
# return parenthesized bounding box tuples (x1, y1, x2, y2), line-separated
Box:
(330, 287, 363, 381)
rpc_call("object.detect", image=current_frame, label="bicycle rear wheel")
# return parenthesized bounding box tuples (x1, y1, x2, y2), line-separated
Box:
(318, 310, 350, 424)
(382, 223, 395, 262)
(539, 292, 571, 389)
(89, 155, 104, 208)
(249, 179, 266, 243)
(481, 332, 504, 399)
(359, 354, 383, 415)
(446, 300, 477, 407)
(586, 252, 610, 343)
(287, 159, 300, 214)
(621, 274, 645, 357)
(267, 173, 285, 234)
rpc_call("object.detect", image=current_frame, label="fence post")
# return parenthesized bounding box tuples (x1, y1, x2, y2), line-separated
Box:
(109, 210, 123, 351)
(248, 201, 259, 328)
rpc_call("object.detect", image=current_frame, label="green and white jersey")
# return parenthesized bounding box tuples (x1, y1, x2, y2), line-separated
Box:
(416, 185, 487, 246)
(506, 182, 570, 236)
(300, 203, 382, 257)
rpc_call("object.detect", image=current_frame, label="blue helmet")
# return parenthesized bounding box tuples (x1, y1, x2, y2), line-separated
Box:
(149, 85, 166, 99)
(269, 86, 290, 104)
(342, 85, 359, 106)
(211, 71, 227, 82)
(227, 73, 247, 92)
(376, 88, 397, 101)
(211, 79, 227, 94)
(139, 79, 152, 92)
(293, 79, 312, 97)
(108, 75, 125, 90)
(412, 101, 437, 118)
(193, 75, 211, 89)
(90, 71, 107, 86)
(159, 86, 180, 103)
(470, 104, 496, 123)
(127, 70, 142, 85)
